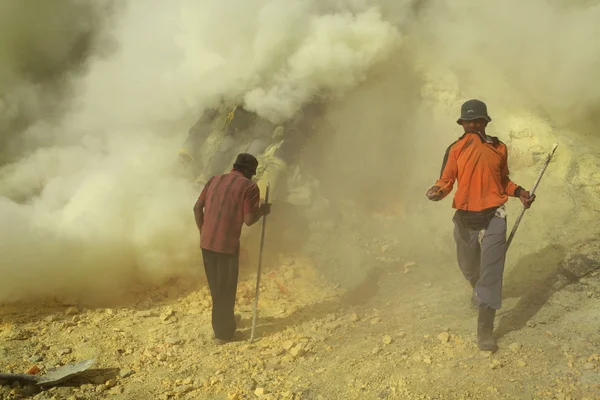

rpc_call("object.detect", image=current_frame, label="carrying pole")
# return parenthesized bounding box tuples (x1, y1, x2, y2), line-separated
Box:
(250, 183, 270, 342)
(507, 143, 558, 249)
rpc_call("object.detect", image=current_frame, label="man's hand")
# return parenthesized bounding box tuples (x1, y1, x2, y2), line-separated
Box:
(243, 203, 271, 227)
(260, 203, 272, 216)
(426, 186, 442, 201)
(519, 190, 536, 209)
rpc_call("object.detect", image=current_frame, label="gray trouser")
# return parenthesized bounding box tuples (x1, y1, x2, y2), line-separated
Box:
(452, 212, 507, 310)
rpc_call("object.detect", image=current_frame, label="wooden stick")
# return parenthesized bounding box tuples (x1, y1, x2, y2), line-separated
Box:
(507, 143, 558, 249)
(250, 183, 270, 343)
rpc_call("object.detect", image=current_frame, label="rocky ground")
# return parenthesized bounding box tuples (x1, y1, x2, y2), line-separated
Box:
(1, 232, 600, 400)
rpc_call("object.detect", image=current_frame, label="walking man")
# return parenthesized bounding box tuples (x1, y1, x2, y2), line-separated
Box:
(194, 153, 271, 345)
(425, 99, 536, 352)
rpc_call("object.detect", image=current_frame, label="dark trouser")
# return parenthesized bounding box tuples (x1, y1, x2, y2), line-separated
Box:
(201, 248, 240, 340)
(453, 212, 507, 310)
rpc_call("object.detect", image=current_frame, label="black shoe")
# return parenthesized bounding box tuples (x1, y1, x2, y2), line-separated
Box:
(477, 306, 498, 352)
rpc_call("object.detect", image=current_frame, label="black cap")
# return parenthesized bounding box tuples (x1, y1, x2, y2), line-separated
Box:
(233, 153, 258, 175)
(457, 99, 492, 125)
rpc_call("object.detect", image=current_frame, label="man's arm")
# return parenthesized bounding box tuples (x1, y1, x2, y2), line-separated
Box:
(501, 147, 536, 208)
(193, 197, 205, 231)
(193, 179, 212, 232)
(426, 143, 458, 201)
(243, 184, 271, 226)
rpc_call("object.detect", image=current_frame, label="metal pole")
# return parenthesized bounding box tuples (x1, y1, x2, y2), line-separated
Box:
(507, 143, 558, 249)
(250, 182, 270, 342)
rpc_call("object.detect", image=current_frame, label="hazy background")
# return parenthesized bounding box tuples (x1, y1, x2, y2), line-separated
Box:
(0, 0, 598, 304)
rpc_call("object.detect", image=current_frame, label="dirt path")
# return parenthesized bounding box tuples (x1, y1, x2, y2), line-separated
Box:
(1, 246, 599, 400)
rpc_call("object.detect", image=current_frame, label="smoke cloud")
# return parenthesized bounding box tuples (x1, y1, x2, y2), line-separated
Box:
(0, 0, 115, 161)
(0, 0, 598, 304)
(243, 7, 401, 122)
(411, 0, 600, 126)
(0, 0, 403, 304)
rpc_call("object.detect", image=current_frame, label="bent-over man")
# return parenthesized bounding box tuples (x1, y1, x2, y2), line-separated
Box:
(194, 153, 271, 345)
(426, 99, 536, 352)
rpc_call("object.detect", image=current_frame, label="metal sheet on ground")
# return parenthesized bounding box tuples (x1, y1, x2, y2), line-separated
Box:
(0, 359, 95, 387)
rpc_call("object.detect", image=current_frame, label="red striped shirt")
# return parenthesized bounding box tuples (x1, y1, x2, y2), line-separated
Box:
(197, 170, 260, 254)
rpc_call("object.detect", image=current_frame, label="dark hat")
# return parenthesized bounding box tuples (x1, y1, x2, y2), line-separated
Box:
(233, 153, 258, 174)
(457, 99, 492, 125)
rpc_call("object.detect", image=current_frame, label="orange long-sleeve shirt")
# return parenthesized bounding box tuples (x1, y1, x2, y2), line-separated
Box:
(434, 132, 522, 212)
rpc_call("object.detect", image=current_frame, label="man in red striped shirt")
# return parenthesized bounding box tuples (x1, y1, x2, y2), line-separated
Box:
(194, 153, 271, 345)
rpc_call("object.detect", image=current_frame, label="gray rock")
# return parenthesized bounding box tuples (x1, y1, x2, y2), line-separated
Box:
(6, 328, 32, 341)
(136, 310, 156, 318)
(57, 348, 72, 356)
(44, 315, 58, 323)
(581, 371, 600, 385)
(29, 355, 44, 363)
(166, 337, 183, 345)
(65, 307, 79, 316)
(119, 369, 135, 379)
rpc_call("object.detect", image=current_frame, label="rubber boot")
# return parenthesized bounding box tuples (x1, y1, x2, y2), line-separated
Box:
(477, 306, 498, 352)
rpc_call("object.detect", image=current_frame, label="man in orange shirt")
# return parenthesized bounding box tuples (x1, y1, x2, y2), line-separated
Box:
(426, 99, 536, 352)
